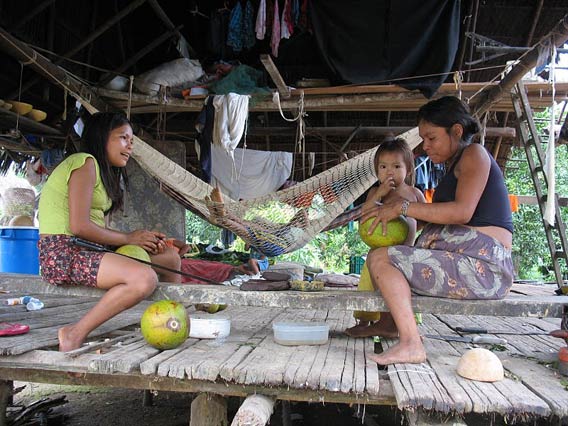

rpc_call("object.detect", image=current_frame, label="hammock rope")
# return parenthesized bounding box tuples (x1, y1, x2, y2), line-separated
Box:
(131, 133, 378, 256)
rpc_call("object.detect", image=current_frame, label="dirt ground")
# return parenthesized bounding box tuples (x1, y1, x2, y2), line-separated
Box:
(9, 381, 563, 425)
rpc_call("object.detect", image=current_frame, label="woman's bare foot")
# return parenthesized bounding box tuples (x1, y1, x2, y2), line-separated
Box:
(58, 325, 85, 352)
(369, 340, 426, 365)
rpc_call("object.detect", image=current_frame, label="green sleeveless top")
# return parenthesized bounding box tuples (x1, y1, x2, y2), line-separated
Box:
(38, 153, 112, 235)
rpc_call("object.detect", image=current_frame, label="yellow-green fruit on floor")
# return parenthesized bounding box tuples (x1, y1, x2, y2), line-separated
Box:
(141, 300, 189, 350)
(359, 217, 409, 248)
(116, 244, 151, 262)
(195, 303, 228, 314)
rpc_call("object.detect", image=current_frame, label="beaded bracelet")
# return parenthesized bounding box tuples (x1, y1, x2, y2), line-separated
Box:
(400, 200, 410, 217)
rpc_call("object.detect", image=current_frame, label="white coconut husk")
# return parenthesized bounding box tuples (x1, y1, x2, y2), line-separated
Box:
(457, 348, 504, 382)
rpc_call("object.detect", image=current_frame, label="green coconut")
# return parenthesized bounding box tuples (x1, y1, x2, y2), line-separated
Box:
(115, 244, 151, 262)
(358, 217, 409, 248)
(140, 300, 189, 350)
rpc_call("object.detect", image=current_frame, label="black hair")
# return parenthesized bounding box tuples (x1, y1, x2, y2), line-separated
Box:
(417, 96, 480, 143)
(375, 138, 415, 186)
(81, 112, 131, 213)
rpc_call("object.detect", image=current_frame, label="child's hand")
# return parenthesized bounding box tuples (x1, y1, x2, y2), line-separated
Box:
(376, 177, 396, 199)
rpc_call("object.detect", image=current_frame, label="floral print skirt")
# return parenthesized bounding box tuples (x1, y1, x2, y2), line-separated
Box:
(38, 235, 104, 288)
(387, 224, 513, 300)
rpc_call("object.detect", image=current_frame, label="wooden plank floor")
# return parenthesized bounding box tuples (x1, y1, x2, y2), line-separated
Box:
(0, 292, 566, 420)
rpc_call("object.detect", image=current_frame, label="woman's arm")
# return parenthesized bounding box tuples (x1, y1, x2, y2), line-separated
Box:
(68, 158, 165, 252)
(362, 145, 490, 233)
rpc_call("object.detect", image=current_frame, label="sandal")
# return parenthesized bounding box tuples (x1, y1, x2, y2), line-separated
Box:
(0, 322, 30, 336)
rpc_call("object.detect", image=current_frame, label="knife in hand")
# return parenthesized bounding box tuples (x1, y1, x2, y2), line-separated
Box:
(424, 334, 507, 345)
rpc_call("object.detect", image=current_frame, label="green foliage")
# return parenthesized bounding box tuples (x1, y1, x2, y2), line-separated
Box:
(185, 208, 368, 273)
(505, 107, 568, 281)
(185, 212, 223, 246)
(280, 224, 369, 272)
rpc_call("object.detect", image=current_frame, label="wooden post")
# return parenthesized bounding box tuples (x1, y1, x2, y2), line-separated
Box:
(405, 409, 467, 426)
(230, 395, 275, 426)
(190, 393, 228, 426)
(0, 380, 12, 425)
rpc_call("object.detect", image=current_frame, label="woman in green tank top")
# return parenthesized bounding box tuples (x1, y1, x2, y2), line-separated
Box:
(38, 112, 181, 352)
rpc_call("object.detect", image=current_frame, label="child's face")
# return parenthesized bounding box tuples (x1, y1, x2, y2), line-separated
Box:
(377, 151, 409, 187)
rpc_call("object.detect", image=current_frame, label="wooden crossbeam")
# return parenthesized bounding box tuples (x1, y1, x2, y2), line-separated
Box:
(1, 274, 566, 318)
(260, 54, 291, 99)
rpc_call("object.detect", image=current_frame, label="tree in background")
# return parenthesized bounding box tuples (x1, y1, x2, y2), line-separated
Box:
(505, 109, 568, 281)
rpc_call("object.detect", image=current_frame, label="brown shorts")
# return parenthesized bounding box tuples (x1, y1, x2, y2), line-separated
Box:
(38, 235, 104, 288)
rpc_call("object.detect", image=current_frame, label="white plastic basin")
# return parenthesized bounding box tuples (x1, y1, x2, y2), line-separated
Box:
(189, 316, 231, 339)
(272, 321, 329, 346)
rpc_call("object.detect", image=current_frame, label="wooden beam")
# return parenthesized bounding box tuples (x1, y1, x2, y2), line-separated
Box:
(260, 54, 291, 99)
(0, 25, 107, 112)
(1, 274, 566, 318)
(0, 365, 393, 405)
(147, 0, 196, 57)
(7, 0, 55, 31)
(98, 25, 183, 86)
(517, 195, 568, 207)
(470, 13, 568, 115)
(526, 0, 545, 46)
(8, 0, 148, 99)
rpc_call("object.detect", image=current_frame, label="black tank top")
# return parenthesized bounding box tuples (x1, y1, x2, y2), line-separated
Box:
(433, 149, 513, 233)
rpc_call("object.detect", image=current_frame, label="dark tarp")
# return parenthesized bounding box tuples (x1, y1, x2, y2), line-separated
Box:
(309, 0, 460, 98)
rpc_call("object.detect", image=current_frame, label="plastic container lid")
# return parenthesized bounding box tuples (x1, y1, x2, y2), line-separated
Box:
(272, 321, 329, 346)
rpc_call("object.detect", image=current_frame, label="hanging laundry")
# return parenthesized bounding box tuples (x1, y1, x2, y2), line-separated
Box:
(227, 0, 255, 53)
(280, 0, 293, 39)
(298, 0, 310, 32)
(265, 0, 274, 34)
(271, 0, 281, 56)
(256, 0, 267, 40)
(195, 97, 215, 183)
(292, 0, 300, 26)
(243, 0, 256, 50)
(208, 8, 231, 59)
(227, 2, 244, 52)
(212, 93, 250, 159)
(211, 144, 293, 201)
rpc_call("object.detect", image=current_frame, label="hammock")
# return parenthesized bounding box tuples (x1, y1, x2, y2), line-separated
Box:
(132, 135, 378, 256)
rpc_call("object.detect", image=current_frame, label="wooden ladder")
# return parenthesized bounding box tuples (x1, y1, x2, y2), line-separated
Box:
(511, 81, 568, 287)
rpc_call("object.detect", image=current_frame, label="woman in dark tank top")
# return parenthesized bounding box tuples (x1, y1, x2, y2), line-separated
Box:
(357, 96, 514, 366)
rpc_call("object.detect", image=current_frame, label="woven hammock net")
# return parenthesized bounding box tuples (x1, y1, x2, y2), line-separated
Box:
(132, 135, 378, 256)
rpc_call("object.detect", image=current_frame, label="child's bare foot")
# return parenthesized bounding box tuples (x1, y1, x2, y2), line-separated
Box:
(368, 340, 426, 365)
(346, 316, 398, 338)
(58, 325, 84, 352)
(209, 188, 227, 217)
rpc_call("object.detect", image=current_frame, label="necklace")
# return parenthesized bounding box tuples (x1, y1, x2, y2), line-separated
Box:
(444, 142, 466, 171)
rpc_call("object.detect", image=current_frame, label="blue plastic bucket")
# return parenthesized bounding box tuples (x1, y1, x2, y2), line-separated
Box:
(0, 227, 39, 275)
